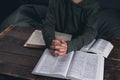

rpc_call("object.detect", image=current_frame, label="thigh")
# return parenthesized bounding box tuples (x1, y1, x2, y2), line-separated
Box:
(97, 9, 120, 37)
(0, 4, 48, 32)
(15, 4, 48, 23)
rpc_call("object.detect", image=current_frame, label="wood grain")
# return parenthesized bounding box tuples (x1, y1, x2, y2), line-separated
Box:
(0, 26, 119, 80)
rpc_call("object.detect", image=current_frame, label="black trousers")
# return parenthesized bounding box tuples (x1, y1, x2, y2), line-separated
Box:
(0, 4, 120, 37)
(97, 9, 120, 37)
(0, 4, 48, 31)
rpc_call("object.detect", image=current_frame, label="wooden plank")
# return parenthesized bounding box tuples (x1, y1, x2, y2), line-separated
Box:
(0, 62, 33, 78)
(104, 70, 111, 80)
(0, 61, 37, 80)
(108, 45, 120, 60)
(5, 26, 36, 40)
(0, 62, 65, 80)
(34, 77, 65, 80)
(111, 70, 120, 80)
(0, 74, 27, 80)
(0, 34, 44, 57)
(0, 26, 45, 57)
(0, 52, 41, 67)
(105, 59, 120, 71)
(104, 69, 120, 80)
(0, 25, 14, 38)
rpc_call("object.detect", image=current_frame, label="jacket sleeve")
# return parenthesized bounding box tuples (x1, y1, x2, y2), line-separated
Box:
(66, 4, 100, 53)
(42, 0, 56, 48)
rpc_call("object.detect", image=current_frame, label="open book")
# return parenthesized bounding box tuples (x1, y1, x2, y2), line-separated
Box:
(32, 38, 114, 80)
(32, 49, 104, 80)
(80, 39, 114, 58)
(24, 30, 72, 48)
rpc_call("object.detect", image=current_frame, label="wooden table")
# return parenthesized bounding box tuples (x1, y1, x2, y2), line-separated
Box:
(0, 26, 120, 80)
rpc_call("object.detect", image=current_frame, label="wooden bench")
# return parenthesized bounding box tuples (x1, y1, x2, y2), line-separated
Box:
(0, 26, 120, 80)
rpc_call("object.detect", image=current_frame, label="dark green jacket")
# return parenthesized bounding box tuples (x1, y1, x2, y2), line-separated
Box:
(42, 0, 100, 53)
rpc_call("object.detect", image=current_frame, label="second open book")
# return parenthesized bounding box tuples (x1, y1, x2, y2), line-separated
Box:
(31, 30, 114, 80)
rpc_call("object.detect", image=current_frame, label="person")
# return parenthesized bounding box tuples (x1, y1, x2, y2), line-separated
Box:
(42, 0, 101, 56)
(0, 0, 120, 56)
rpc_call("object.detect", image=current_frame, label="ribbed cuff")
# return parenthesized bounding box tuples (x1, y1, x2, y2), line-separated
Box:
(66, 41, 78, 53)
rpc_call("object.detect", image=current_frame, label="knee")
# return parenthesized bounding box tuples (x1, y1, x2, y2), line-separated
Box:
(18, 4, 32, 10)
(97, 9, 120, 28)
(97, 10, 120, 36)
(98, 10, 120, 21)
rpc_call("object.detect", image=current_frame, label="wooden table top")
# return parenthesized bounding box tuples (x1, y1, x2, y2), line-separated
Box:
(0, 26, 120, 80)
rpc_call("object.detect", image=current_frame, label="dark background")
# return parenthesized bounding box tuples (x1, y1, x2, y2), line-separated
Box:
(0, 0, 120, 25)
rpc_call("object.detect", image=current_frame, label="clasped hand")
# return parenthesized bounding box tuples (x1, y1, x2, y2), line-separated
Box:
(50, 39, 67, 56)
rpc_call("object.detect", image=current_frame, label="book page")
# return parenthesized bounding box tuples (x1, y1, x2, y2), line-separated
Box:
(52, 51, 74, 78)
(67, 51, 86, 80)
(82, 54, 104, 80)
(24, 30, 72, 48)
(88, 39, 114, 58)
(24, 30, 45, 47)
(55, 32, 72, 41)
(32, 49, 74, 79)
(96, 54, 104, 80)
(67, 51, 104, 80)
(32, 49, 57, 74)
(80, 39, 96, 52)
